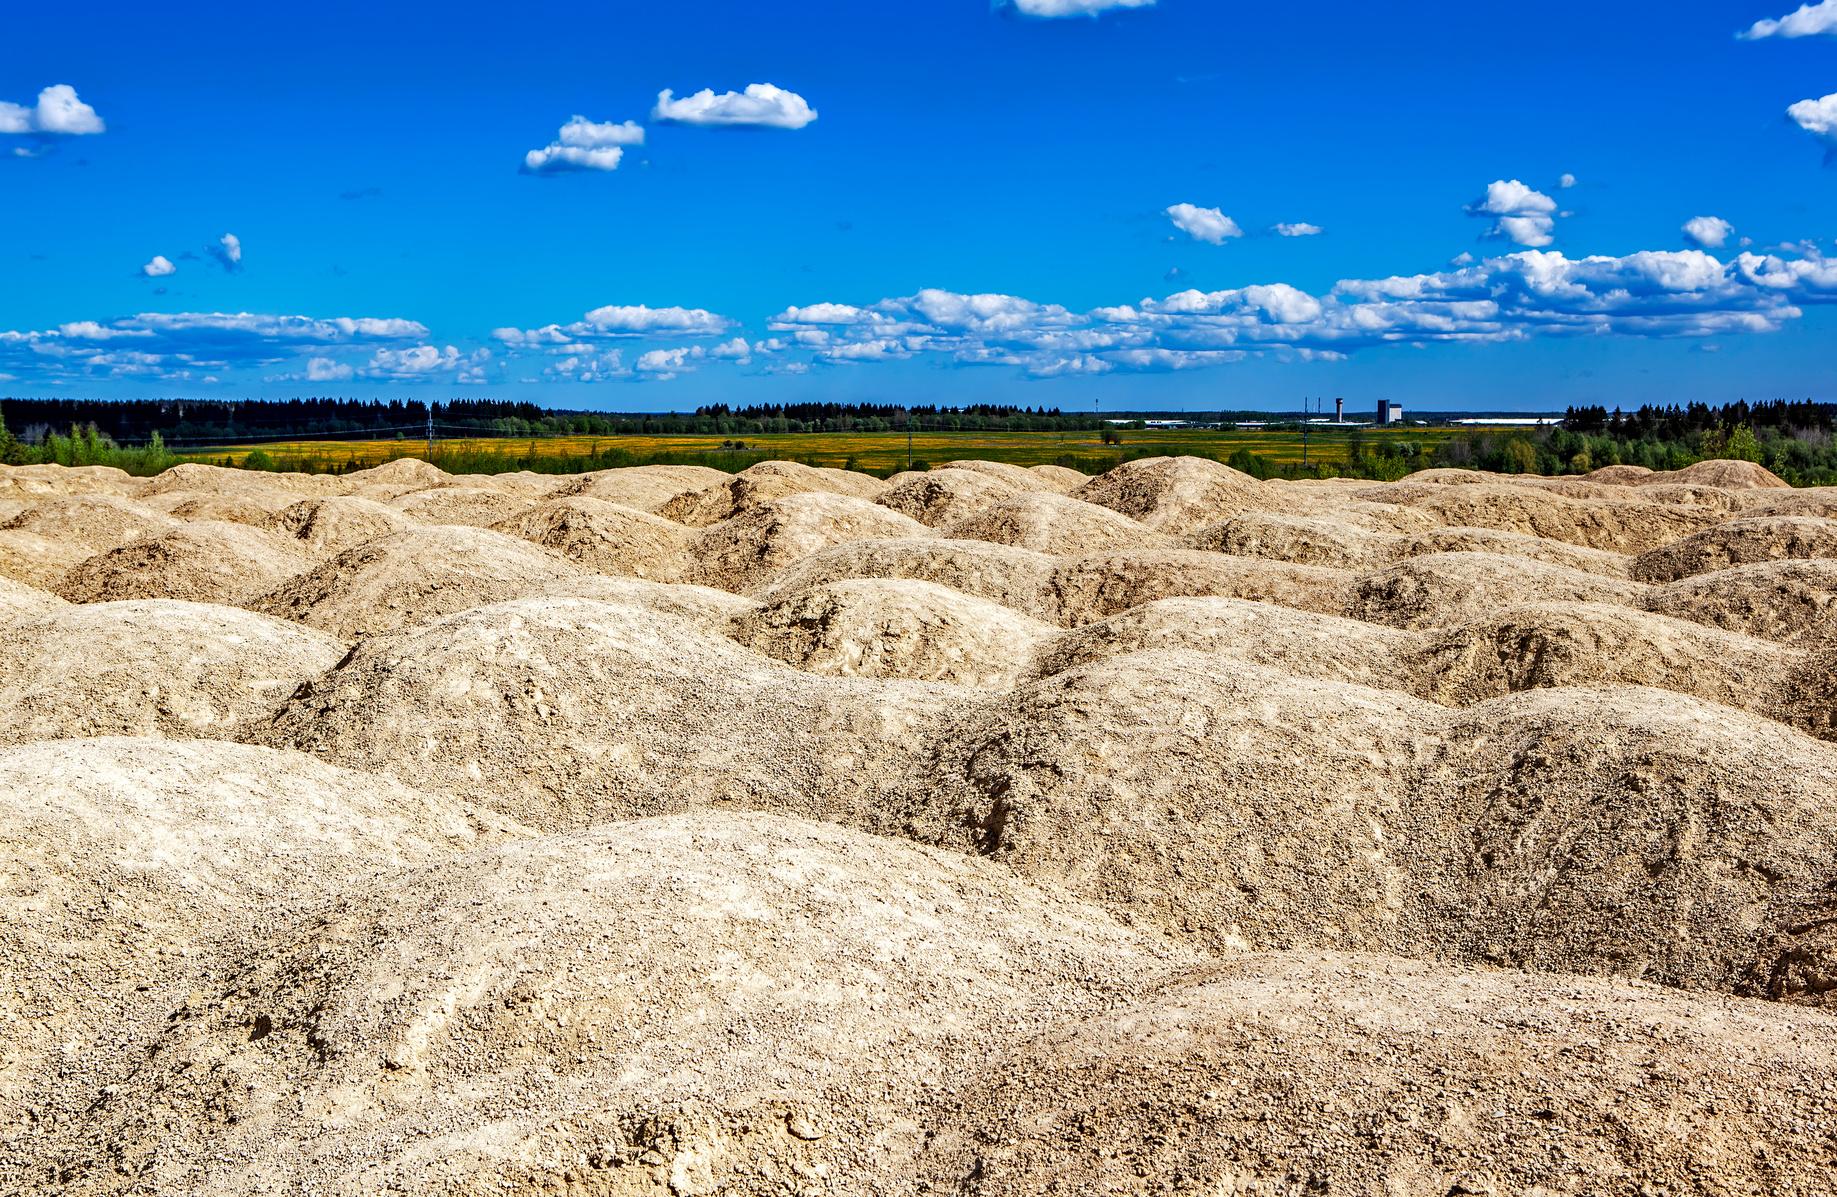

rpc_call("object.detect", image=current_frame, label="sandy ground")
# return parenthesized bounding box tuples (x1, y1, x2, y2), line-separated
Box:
(1, 454, 1835, 1195)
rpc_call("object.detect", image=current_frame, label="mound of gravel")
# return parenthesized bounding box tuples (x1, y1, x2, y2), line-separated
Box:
(145, 491, 296, 525)
(1645, 558, 1837, 643)
(46, 813, 1190, 1196)
(386, 484, 535, 528)
(135, 462, 340, 501)
(339, 457, 453, 499)
(874, 467, 1022, 526)
(0, 738, 489, 1129)
(1025, 596, 1419, 692)
(1074, 455, 1269, 533)
(660, 461, 887, 526)
(0, 530, 91, 588)
(0, 494, 180, 553)
(55, 522, 312, 606)
(262, 597, 953, 831)
(687, 492, 932, 591)
(1372, 482, 1722, 553)
(918, 952, 1837, 1197)
(1631, 515, 1837, 582)
(0, 601, 345, 744)
(547, 464, 732, 512)
(1185, 511, 1398, 570)
(253, 524, 584, 638)
(262, 495, 415, 555)
(1346, 552, 1646, 628)
(732, 578, 1054, 687)
(1050, 549, 1352, 625)
(0, 576, 66, 619)
(490, 495, 696, 580)
(0, 463, 136, 498)
(938, 459, 1085, 494)
(534, 574, 760, 628)
(942, 491, 1160, 555)
(1415, 602, 1796, 715)
(756, 538, 1061, 621)
(1416, 689, 1837, 996)
(1401, 525, 1632, 576)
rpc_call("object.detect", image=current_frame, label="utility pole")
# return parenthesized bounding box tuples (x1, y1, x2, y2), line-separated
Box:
(1301, 397, 1310, 467)
(906, 408, 913, 470)
(425, 404, 435, 459)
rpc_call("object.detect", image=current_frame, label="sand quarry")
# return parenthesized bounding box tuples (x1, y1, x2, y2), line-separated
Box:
(1, 453, 1835, 1195)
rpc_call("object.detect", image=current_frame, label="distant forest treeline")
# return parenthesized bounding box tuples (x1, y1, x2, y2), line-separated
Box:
(0, 398, 1105, 443)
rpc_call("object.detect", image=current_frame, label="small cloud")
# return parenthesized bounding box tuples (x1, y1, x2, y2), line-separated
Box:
(1000, 0, 1155, 17)
(1163, 265, 1187, 283)
(1273, 222, 1323, 237)
(1788, 92, 1837, 158)
(523, 115, 645, 174)
(1558, 172, 1577, 189)
(0, 84, 106, 138)
(208, 233, 243, 272)
(141, 255, 176, 278)
(1166, 202, 1242, 245)
(1739, 0, 1837, 39)
(1466, 179, 1560, 246)
(652, 84, 817, 130)
(635, 345, 706, 380)
(1682, 215, 1735, 249)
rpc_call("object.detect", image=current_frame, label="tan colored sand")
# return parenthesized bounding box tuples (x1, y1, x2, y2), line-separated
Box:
(0, 494, 180, 552)
(55, 522, 312, 606)
(547, 463, 733, 512)
(262, 494, 416, 555)
(686, 492, 931, 591)
(659, 460, 888, 527)
(1631, 514, 1837, 581)
(491, 495, 696, 580)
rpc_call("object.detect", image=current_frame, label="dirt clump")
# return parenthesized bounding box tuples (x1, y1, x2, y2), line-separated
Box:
(253, 524, 584, 637)
(1347, 551, 1646, 628)
(660, 461, 888, 526)
(1645, 558, 1837, 643)
(1050, 549, 1353, 625)
(1074, 455, 1270, 533)
(1631, 514, 1837, 581)
(918, 952, 1837, 1197)
(875, 467, 1023, 526)
(263, 495, 415, 555)
(44, 812, 1191, 1196)
(55, 522, 312, 605)
(0, 494, 180, 552)
(547, 464, 732, 512)
(733, 578, 1054, 687)
(943, 491, 1160, 555)
(491, 495, 696, 579)
(0, 601, 345, 743)
(0, 577, 65, 619)
(686, 492, 932, 591)
(386, 484, 535, 528)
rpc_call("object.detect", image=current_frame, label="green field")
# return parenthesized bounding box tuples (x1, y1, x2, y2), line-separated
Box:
(194, 425, 1465, 476)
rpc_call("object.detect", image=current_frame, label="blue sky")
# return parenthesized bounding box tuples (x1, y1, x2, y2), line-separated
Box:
(2, 0, 1834, 412)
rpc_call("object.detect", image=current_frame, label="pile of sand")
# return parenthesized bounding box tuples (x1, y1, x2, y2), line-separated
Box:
(1630, 514, 1837, 581)
(685, 492, 932, 591)
(262, 494, 415, 555)
(0, 455, 1833, 1195)
(659, 461, 888, 527)
(874, 467, 1022, 526)
(918, 953, 1837, 1196)
(732, 577, 1054, 687)
(253, 524, 585, 637)
(0, 494, 180, 552)
(55, 522, 312, 606)
(547, 463, 731, 512)
(491, 495, 697, 579)
(0, 601, 345, 744)
(261, 596, 955, 831)
(0, 738, 490, 1133)
(1073, 455, 1271, 533)
(386, 483, 535, 528)
(942, 491, 1163, 555)
(44, 813, 1190, 1196)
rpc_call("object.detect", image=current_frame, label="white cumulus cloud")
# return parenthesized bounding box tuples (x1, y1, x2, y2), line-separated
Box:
(209, 233, 243, 272)
(1273, 222, 1323, 237)
(1166, 203, 1243, 245)
(523, 115, 645, 174)
(1682, 216, 1735, 249)
(0, 84, 105, 137)
(1467, 179, 1561, 247)
(1559, 173, 1578, 189)
(1004, 0, 1155, 16)
(652, 84, 817, 130)
(1740, 0, 1837, 38)
(1789, 92, 1837, 153)
(141, 255, 176, 278)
